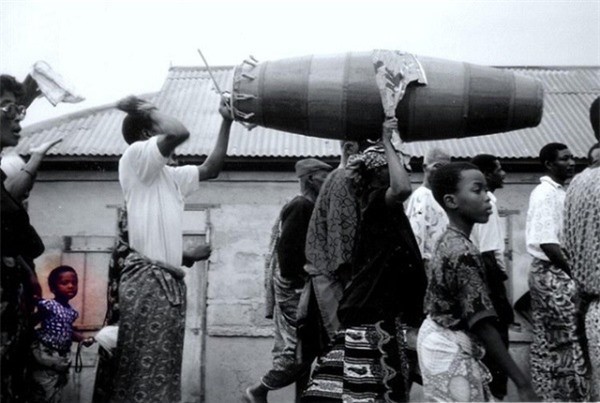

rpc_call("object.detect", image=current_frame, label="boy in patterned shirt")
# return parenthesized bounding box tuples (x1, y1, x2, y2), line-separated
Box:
(29, 266, 94, 403)
(417, 162, 537, 402)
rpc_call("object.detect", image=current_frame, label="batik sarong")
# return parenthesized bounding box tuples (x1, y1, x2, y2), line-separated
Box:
(586, 299, 600, 399)
(417, 316, 493, 402)
(528, 258, 590, 401)
(109, 252, 186, 403)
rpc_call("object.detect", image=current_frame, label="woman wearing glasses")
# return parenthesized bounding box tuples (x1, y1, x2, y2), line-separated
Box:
(1, 74, 60, 403)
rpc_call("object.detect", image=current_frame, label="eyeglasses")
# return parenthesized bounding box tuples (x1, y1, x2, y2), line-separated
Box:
(0, 103, 27, 120)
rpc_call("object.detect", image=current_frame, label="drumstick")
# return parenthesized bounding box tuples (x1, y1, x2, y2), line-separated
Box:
(197, 49, 224, 96)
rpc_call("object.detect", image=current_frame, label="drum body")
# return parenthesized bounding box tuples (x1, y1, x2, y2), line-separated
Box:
(231, 52, 543, 142)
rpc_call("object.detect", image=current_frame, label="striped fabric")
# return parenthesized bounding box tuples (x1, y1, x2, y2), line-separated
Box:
(303, 319, 410, 402)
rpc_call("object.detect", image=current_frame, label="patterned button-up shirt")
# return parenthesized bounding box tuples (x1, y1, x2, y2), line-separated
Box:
(526, 176, 566, 261)
(424, 227, 497, 331)
(405, 185, 448, 261)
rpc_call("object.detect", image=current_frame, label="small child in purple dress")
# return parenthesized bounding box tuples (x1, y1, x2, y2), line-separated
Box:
(28, 265, 95, 403)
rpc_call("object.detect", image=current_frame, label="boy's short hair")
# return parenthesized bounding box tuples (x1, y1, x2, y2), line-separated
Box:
(470, 154, 498, 175)
(539, 143, 568, 167)
(48, 265, 77, 291)
(0, 75, 25, 99)
(430, 162, 480, 208)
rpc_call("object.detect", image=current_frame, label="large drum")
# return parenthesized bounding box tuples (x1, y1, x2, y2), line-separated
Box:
(231, 51, 543, 142)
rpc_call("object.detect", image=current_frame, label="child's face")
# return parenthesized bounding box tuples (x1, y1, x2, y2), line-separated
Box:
(453, 169, 492, 224)
(53, 271, 78, 300)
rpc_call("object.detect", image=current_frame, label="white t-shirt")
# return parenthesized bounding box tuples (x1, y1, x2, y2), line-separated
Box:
(405, 185, 448, 260)
(525, 176, 566, 262)
(119, 136, 200, 267)
(471, 191, 506, 271)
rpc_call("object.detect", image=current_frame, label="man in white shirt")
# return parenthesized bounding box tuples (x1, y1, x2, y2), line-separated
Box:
(109, 95, 232, 403)
(471, 154, 513, 400)
(525, 143, 590, 401)
(405, 147, 451, 270)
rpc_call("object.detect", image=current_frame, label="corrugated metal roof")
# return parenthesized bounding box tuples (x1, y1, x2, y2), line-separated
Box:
(13, 94, 157, 158)
(14, 66, 599, 160)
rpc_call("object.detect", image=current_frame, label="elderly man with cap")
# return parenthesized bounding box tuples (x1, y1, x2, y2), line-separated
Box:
(245, 158, 333, 403)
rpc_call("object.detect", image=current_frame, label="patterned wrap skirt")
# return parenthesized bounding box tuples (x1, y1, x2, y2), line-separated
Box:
(528, 258, 590, 401)
(585, 299, 600, 400)
(417, 316, 493, 402)
(108, 252, 186, 403)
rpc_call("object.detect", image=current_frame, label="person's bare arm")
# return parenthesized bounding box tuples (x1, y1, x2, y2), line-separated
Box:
(72, 331, 84, 342)
(72, 330, 95, 347)
(182, 243, 211, 267)
(472, 318, 539, 401)
(197, 98, 233, 181)
(540, 243, 571, 276)
(383, 118, 411, 206)
(4, 139, 62, 202)
(153, 111, 191, 157)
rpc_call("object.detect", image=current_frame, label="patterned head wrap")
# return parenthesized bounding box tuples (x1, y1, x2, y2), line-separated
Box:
(347, 144, 388, 172)
(345, 144, 389, 196)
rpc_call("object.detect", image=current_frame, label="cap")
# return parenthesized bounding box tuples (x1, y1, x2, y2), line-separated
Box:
(294, 158, 333, 178)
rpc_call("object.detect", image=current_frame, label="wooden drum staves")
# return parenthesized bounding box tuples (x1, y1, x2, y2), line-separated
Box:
(231, 51, 543, 142)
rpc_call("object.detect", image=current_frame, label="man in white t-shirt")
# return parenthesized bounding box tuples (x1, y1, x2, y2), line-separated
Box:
(470, 153, 513, 400)
(118, 96, 231, 266)
(525, 142, 589, 401)
(109, 95, 232, 403)
(405, 147, 451, 271)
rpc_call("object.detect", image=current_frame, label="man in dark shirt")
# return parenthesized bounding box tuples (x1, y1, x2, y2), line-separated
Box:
(245, 158, 332, 403)
(277, 196, 314, 288)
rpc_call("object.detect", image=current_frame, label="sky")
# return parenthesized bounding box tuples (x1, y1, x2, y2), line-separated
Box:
(1, 0, 599, 126)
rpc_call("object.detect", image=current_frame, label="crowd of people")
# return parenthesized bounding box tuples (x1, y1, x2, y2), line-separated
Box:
(1, 68, 599, 403)
(249, 99, 600, 403)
